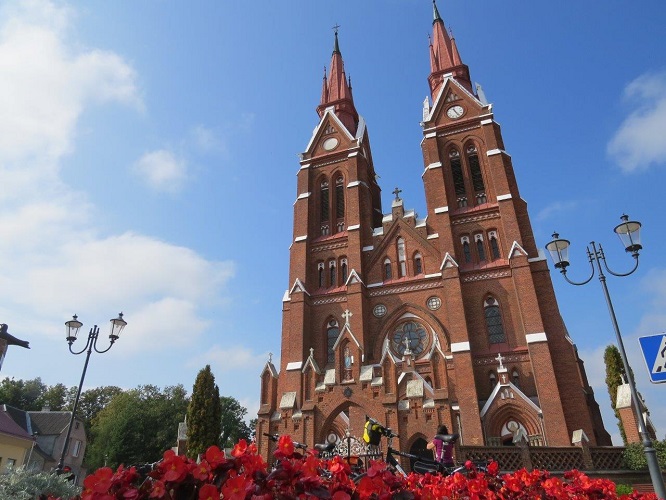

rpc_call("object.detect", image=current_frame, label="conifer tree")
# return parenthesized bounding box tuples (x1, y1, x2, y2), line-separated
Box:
(604, 344, 628, 444)
(186, 365, 221, 457)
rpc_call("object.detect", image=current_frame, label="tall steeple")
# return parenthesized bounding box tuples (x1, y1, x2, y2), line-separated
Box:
(316, 28, 359, 135)
(428, 0, 472, 97)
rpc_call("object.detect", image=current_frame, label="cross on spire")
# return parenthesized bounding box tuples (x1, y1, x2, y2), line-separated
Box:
(342, 309, 352, 326)
(268, 352, 273, 364)
(332, 23, 340, 34)
(310, 347, 314, 358)
(392, 187, 402, 200)
(495, 352, 505, 370)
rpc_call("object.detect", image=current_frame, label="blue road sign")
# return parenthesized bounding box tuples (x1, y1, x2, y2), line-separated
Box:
(639, 333, 666, 384)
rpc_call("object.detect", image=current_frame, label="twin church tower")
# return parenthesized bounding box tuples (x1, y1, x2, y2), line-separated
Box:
(257, 2, 611, 458)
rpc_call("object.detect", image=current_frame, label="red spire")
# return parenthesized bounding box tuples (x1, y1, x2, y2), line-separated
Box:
(317, 29, 359, 135)
(428, 1, 473, 97)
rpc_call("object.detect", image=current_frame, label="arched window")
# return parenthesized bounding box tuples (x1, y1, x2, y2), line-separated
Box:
(335, 176, 345, 219)
(467, 145, 486, 205)
(462, 236, 472, 263)
(384, 258, 392, 280)
(489, 372, 497, 389)
(484, 297, 506, 344)
(512, 369, 520, 388)
(320, 179, 329, 223)
(340, 258, 348, 284)
(489, 231, 501, 260)
(317, 262, 325, 288)
(414, 252, 423, 275)
(475, 234, 486, 262)
(397, 238, 406, 277)
(329, 260, 336, 287)
(327, 319, 339, 363)
(450, 150, 467, 208)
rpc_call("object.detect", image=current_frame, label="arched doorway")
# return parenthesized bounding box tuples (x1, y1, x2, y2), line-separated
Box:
(408, 437, 430, 471)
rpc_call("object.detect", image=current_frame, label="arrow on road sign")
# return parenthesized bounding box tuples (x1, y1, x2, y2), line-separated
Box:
(639, 333, 666, 384)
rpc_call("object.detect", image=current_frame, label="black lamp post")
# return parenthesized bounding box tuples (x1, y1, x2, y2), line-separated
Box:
(546, 215, 665, 498)
(56, 313, 127, 474)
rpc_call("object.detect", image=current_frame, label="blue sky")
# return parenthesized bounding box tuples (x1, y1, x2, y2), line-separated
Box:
(1, 0, 665, 446)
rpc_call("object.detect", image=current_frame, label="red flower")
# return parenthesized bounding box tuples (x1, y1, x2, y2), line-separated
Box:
(221, 474, 250, 500)
(231, 439, 248, 457)
(149, 480, 166, 498)
(278, 434, 295, 456)
(160, 450, 188, 482)
(205, 445, 226, 467)
(332, 491, 351, 500)
(199, 483, 220, 500)
(486, 460, 499, 476)
(83, 467, 114, 494)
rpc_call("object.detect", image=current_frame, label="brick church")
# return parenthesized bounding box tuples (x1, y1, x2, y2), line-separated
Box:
(257, 2, 611, 460)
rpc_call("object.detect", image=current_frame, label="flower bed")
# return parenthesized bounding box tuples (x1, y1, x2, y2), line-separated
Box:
(79, 436, 658, 499)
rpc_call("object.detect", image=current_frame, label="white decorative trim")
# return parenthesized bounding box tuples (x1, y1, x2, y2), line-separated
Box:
(526, 332, 547, 343)
(427, 233, 439, 239)
(297, 192, 311, 199)
(434, 206, 449, 214)
(462, 270, 511, 282)
(451, 341, 471, 353)
(487, 149, 510, 157)
(289, 278, 309, 296)
(299, 163, 310, 170)
(451, 405, 460, 411)
(286, 362, 302, 371)
(362, 245, 374, 251)
(480, 119, 493, 125)
(347, 181, 361, 187)
(367, 282, 383, 288)
(345, 269, 364, 286)
(440, 253, 459, 270)
(497, 194, 512, 201)
(282, 290, 290, 302)
(424, 272, 442, 278)
(373, 228, 384, 237)
(348, 152, 359, 157)
(427, 161, 442, 169)
(294, 235, 307, 242)
(508, 241, 529, 259)
(528, 248, 547, 262)
(425, 131, 437, 138)
(369, 280, 440, 297)
(347, 224, 360, 231)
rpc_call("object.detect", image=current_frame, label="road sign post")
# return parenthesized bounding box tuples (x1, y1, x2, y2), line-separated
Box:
(638, 333, 666, 384)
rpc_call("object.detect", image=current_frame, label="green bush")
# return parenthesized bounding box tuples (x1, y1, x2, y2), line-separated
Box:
(615, 483, 633, 495)
(622, 438, 666, 470)
(0, 466, 81, 499)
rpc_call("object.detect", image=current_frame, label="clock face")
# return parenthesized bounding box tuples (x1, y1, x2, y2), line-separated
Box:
(446, 105, 464, 119)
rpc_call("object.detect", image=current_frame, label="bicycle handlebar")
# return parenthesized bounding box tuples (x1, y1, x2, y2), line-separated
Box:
(263, 432, 308, 450)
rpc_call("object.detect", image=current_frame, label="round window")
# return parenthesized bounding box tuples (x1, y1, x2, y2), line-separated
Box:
(427, 296, 441, 310)
(373, 304, 387, 317)
(390, 321, 430, 358)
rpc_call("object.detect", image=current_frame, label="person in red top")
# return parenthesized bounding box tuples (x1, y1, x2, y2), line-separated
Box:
(426, 424, 454, 466)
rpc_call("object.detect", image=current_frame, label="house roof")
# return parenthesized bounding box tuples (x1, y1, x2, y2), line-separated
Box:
(1, 404, 32, 434)
(0, 408, 34, 441)
(27, 411, 74, 435)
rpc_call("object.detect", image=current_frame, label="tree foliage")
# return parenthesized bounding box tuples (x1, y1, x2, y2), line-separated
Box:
(0, 377, 47, 410)
(86, 385, 189, 470)
(622, 438, 666, 470)
(604, 344, 628, 444)
(219, 396, 252, 448)
(186, 365, 221, 457)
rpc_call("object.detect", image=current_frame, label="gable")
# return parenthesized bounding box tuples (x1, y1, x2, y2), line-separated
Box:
(424, 77, 487, 128)
(367, 216, 439, 270)
(303, 108, 359, 158)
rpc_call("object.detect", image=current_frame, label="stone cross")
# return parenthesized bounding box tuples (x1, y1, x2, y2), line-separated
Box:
(310, 347, 314, 358)
(268, 352, 273, 364)
(495, 352, 505, 370)
(392, 187, 402, 200)
(342, 309, 352, 326)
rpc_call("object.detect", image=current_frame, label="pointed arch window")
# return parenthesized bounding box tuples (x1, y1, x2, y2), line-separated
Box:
(484, 297, 506, 344)
(329, 260, 336, 287)
(340, 258, 348, 284)
(512, 369, 520, 388)
(467, 145, 486, 205)
(335, 176, 345, 219)
(320, 179, 329, 222)
(461, 236, 472, 263)
(384, 258, 392, 280)
(489, 371, 497, 390)
(489, 231, 501, 260)
(414, 252, 423, 275)
(450, 150, 467, 208)
(397, 237, 406, 277)
(475, 234, 486, 262)
(317, 262, 325, 288)
(327, 319, 339, 364)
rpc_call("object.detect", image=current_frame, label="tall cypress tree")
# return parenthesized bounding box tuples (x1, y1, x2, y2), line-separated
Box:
(604, 344, 628, 444)
(186, 365, 221, 457)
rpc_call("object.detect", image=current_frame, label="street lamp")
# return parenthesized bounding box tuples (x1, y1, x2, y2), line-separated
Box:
(546, 215, 665, 498)
(56, 313, 127, 474)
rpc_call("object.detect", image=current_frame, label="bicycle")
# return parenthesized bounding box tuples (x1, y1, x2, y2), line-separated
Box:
(358, 417, 487, 479)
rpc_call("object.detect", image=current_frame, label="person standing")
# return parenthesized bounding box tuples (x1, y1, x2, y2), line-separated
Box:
(427, 424, 454, 466)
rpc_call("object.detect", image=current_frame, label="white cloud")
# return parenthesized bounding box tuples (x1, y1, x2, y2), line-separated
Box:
(190, 125, 227, 154)
(607, 71, 666, 172)
(186, 346, 269, 373)
(133, 149, 188, 193)
(0, 1, 235, 361)
(535, 200, 578, 222)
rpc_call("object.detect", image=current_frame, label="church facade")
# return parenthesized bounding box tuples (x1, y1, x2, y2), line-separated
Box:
(257, 3, 611, 460)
